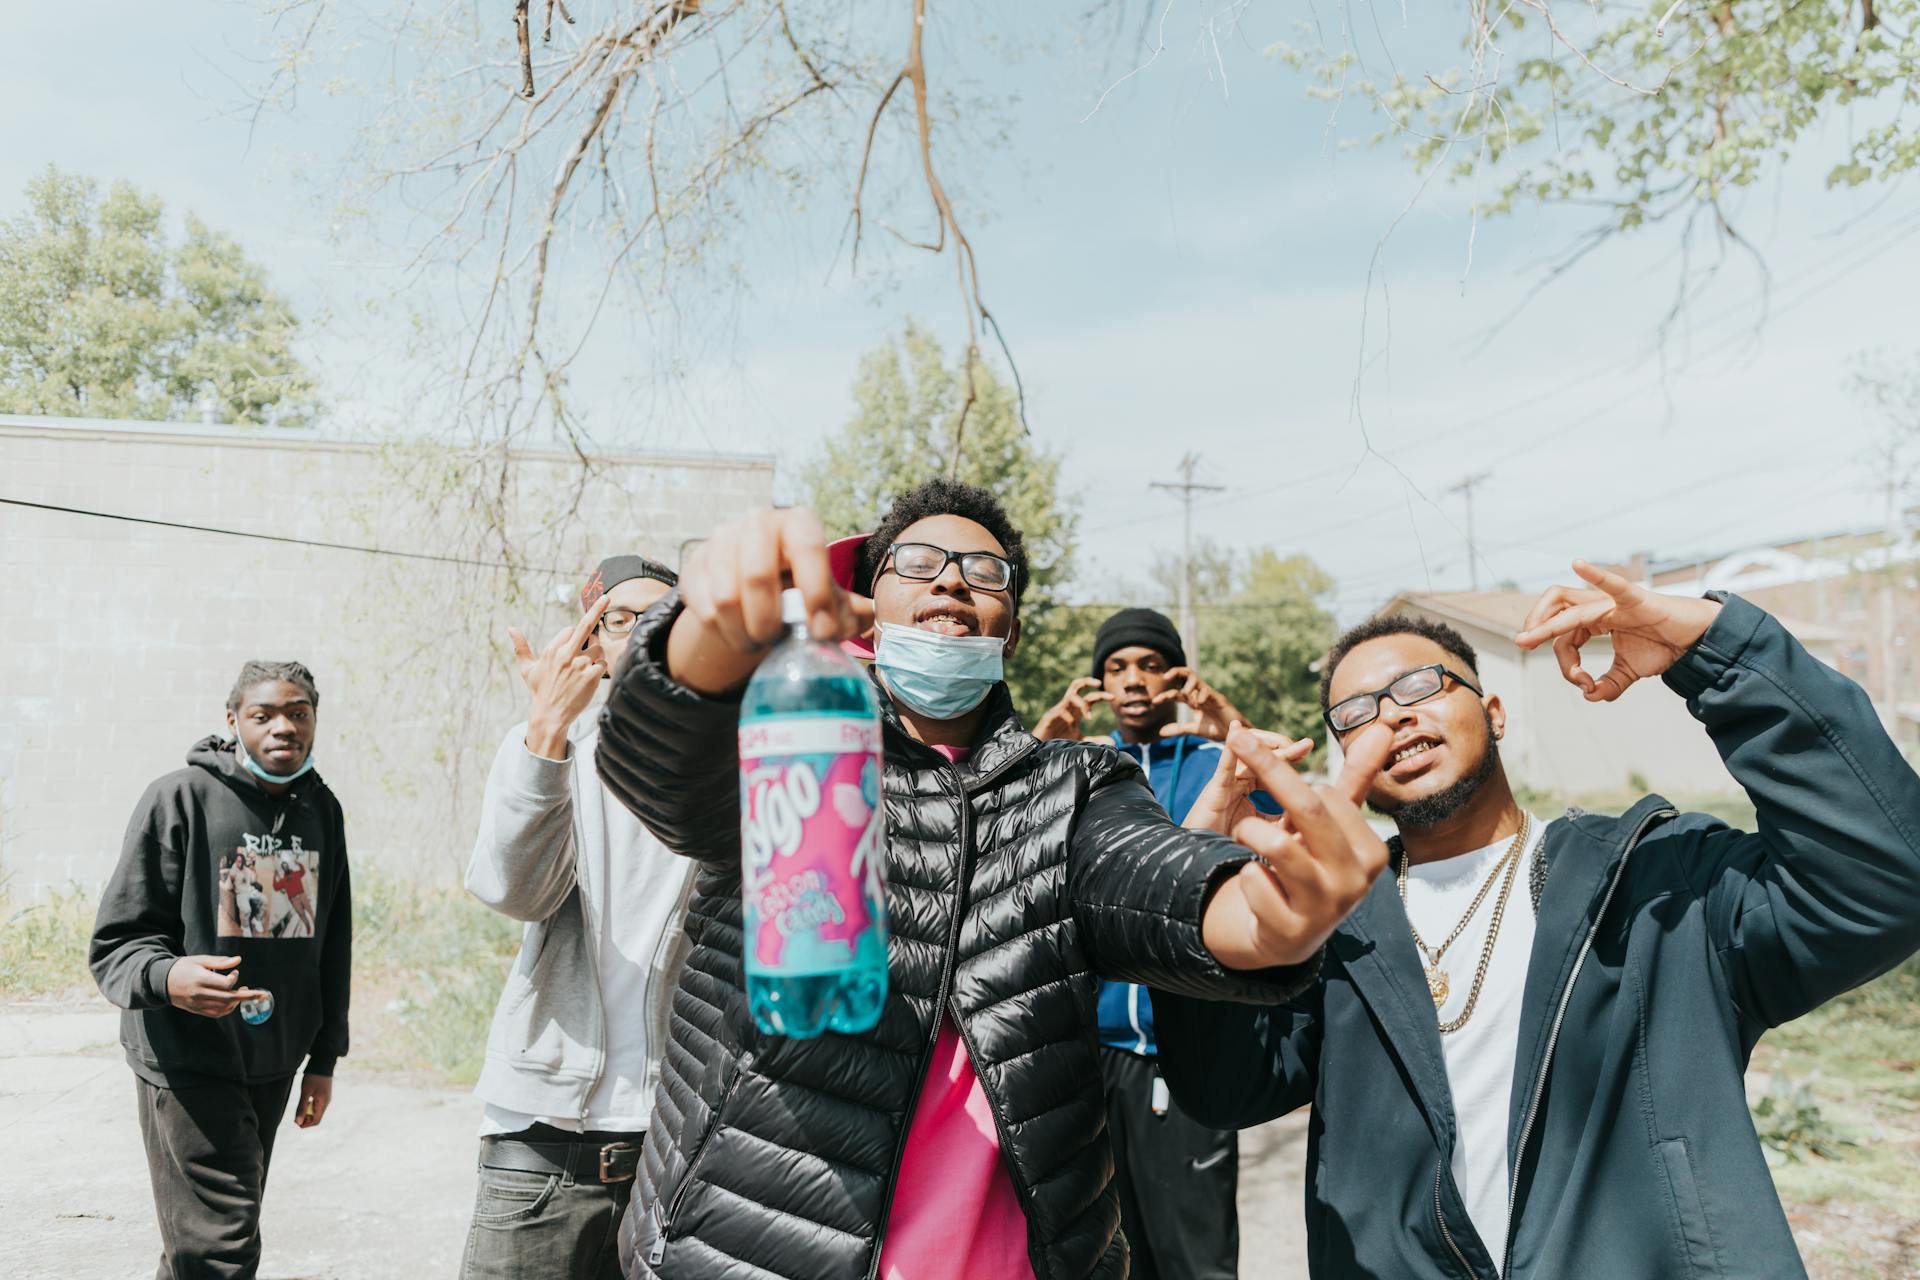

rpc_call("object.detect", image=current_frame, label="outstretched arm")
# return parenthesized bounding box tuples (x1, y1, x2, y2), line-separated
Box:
(1518, 564, 1920, 1028)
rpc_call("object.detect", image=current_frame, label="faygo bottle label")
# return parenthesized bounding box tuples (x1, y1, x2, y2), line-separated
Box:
(738, 715, 885, 977)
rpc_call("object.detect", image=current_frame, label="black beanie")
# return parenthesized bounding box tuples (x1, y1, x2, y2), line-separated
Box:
(581, 554, 677, 611)
(1092, 608, 1186, 677)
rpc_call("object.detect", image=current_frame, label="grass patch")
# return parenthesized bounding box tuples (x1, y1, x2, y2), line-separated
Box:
(0, 886, 97, 999)
(0, 870, 520, 1088)
(349, 868, 520, 1086)
(1755, 952, 1920, 1211)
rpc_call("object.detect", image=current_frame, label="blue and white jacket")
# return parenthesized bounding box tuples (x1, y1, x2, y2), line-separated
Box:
(1096, 733, 1277, 1057)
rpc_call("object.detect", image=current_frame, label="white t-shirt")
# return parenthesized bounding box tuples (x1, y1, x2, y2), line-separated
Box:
(1400, 814, 1546, 1268)
(479, 717, 686, 1137)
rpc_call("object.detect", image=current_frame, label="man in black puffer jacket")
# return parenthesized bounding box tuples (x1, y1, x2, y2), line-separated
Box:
(596, 479, 1395, 1280)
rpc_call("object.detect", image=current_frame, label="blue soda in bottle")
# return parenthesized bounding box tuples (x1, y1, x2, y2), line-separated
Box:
(738, 588, 888, 1037)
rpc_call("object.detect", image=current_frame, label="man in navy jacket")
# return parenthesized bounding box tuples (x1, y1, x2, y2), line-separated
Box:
(1160, 562, 1920, 1279)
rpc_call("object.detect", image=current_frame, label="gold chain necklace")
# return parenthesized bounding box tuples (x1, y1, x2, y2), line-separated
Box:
(1395, 815, 1530, 1028)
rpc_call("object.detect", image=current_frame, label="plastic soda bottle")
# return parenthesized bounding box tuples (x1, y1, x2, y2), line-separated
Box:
(738, 588, 888, 1037)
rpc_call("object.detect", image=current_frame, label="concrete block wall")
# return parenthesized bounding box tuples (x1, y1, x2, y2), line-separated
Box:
(0, 416, 775, 898)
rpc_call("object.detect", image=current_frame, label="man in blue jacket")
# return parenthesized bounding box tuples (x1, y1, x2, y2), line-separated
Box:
(1159, 561, 1920, 1279)
(1035, 607, 1292, 1280)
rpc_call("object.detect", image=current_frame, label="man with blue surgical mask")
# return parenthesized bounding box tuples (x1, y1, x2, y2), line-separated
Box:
(593, 477, 1400, 1280)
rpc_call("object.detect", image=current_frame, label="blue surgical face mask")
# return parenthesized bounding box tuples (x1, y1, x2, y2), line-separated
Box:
(235, 735, 315, 785)
(874, 623, 1007, 720)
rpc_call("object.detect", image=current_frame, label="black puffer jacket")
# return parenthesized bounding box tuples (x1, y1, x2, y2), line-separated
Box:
(596, 598, 1314, 1280)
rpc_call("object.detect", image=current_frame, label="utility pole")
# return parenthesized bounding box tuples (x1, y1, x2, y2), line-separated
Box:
(1150, 453, 1225, 665)
(1445, 471, 1493, 590)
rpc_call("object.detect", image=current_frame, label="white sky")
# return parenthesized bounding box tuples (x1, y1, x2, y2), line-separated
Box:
(9, 1, 1915, 623)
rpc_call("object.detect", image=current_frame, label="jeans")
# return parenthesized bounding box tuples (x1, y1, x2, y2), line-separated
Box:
(460, 1126, 643, 1280)
(135, 1073, 297, 1280)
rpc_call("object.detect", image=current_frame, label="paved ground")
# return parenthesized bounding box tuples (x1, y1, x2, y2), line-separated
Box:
(2, 998, 1307, 1279)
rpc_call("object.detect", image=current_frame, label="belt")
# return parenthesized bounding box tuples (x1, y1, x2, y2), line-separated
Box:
(481, 1133, 643, 1185)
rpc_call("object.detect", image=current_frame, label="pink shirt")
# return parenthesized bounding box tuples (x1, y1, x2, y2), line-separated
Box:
(878, 1017, 1035, 1280)
(877, 744, 1035, 1280)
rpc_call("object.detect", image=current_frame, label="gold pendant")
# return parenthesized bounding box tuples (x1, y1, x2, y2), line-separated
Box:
(1426, 965, 1450, 1007)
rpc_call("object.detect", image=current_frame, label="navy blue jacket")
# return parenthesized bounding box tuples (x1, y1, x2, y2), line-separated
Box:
(1157, 596, 1920, 1278)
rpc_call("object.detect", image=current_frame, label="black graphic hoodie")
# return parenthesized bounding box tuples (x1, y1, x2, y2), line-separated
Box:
(90, 736, 351, 1086)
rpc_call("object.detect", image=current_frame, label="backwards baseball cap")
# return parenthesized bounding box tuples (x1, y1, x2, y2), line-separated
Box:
(829, 532, 876, 659)
(581, 554, 678, 612)
(1092, 607, 1186, 677)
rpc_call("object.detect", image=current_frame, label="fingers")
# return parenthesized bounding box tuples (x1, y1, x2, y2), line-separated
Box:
(737, 510, 787, 644)
(1515, 597, 1614, 650)
(776, 510, 849, 639)
(1552, 631, 1595, 696)
(1224, 725, 1318, 826)
(1331, 721, 1393, 807)
(1068, 676, 1105, 698)
(1588, 653, 1638, 702)
(1573, 558, 1644, 605)
(1208, 723, 1240, 778)
(1163, 666, 1195, 689)
(201, 954, 242, 971)
(686, 526, 754, 653)
(566, 592, 613, 653)
(507, 628, 536, 664)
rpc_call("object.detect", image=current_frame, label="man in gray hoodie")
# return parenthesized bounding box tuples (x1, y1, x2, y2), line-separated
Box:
(461, 555, 694, 1280)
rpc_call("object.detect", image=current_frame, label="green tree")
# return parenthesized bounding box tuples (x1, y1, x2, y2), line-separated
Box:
(1154, 542, 1338, 745)
(801, 321, 1085, 723)
(0, 167, 315, 426)
(1276, 3, 1920, 297)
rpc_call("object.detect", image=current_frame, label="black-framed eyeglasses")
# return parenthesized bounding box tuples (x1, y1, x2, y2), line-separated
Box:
(596, 609, 641, 638)
(877, 542, 1016, 593)
(1324, 664, 1482, 734)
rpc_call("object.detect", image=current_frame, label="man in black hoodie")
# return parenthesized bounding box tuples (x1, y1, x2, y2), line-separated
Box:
(91, 660, 352, 1280)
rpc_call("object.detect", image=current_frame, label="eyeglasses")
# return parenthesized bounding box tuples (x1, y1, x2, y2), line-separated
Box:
(596, 609, 641, 638)
(1324, 663, 1482, 734)
(877, 542, 1016, 593)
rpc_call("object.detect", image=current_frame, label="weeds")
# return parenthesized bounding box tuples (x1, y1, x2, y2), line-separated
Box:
(0, 870, 518, 1087)
(0, 887, 96, 999)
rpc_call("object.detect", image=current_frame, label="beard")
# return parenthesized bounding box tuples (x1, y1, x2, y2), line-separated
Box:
(1370, 714, 1501, 831)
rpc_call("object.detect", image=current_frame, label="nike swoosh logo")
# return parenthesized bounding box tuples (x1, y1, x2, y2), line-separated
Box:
(1191, 1151, 1230, 1171)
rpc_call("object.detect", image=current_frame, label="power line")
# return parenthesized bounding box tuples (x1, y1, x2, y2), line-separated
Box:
(0, 497, 583, 577)
(1148, 453, 1226, 662)
(1081, 204, 1920, 541)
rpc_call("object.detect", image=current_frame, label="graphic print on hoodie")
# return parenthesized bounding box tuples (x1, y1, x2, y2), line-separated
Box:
(219, 830, 318, 939)
(90, 736, 352, 1086)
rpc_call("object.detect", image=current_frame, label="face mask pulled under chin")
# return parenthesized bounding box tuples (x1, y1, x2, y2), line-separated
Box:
(873, 623, 1007, 720)
(234, 735, 316, 785)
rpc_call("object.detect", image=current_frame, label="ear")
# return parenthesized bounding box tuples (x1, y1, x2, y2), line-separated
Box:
(225, 709, 237, 737)
(1001, 614, 1021, 661)
(1484, 692, 1506, 742)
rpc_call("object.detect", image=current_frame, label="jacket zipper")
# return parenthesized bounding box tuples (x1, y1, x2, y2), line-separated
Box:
(949, 1000, 1053, 1279)
(1499, 807, 1674, 1277)
(649, 1050, 753, 1266)
(1435, 1162, 1478, 1277)
(864, 755, 976, 1280)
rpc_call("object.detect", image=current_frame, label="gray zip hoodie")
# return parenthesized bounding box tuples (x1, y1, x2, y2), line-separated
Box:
(466, 716, 693, 1123)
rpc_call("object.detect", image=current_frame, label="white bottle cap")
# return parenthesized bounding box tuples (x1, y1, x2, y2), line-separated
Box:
(780, 587, 807, 626)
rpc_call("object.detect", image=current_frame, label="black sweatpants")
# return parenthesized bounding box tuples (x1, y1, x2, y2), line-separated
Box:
(1099, 1046, 1239, 1280)
(135, 1073, 297, 1280)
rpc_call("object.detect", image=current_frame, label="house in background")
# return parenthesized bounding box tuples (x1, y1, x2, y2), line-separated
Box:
(1645, 527, 1920, 746)
(1337, 590, 1845, 799)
